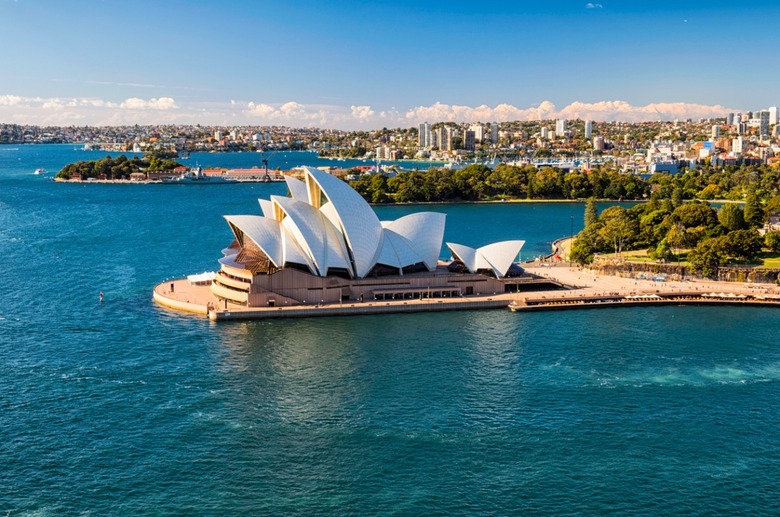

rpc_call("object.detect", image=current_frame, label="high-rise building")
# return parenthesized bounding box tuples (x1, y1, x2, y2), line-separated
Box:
(733, 136, 744, 154)
(436, 126, 452, 151)
(769, 106, 778, 126)
(593, 136, 605, 151)
(540, 127, 549, 140)
(464, 130, 476, 151)
(214, 131, 222, 141)
(584, 120, 593, 139)
(469, 124, 484, 142)
(418, 122, 432, 148)
(726, 113, 735, 126)
(712, 125, 720, 139)
(556, 119, 566, 135)
(760, 110, 770, 139)
(490, 123, 499, 143)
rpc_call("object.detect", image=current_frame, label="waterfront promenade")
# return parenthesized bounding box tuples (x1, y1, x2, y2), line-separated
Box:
(153, 279, 515, 321)
(153, 262, 780, 321)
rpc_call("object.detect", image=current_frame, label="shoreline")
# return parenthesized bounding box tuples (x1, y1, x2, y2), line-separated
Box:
(153, 261, 780, 321)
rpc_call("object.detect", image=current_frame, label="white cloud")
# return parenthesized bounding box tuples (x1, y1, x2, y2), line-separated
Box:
(119, 97, 177, 110)
(245, 101, 333, 126)
(0, 94, 23, 106)
(556, 100, 735, 121)
(404, 101, 558, 123)
(401, 100, 738, 125)
(586, 2, 603, 8)
(0, 93, 743, 128)
(350, 105, 374, 121)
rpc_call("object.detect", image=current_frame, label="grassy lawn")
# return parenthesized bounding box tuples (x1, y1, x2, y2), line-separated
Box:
(757, 252, 780, 268)
(601, 249, 780, 269)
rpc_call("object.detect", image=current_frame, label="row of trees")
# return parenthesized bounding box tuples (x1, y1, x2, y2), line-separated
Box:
(650, 163, 780, 201)
(56, 152, 181, 180)
(352, 162, 780, 205)
(350, 164, 651, 203)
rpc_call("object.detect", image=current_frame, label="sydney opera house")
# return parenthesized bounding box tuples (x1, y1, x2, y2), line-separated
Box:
(208, 166, 527, 307)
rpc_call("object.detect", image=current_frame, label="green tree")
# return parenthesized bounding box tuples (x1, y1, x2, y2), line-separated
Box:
(765, 231, 780, 253)
(765, 195, 780, 217)
(584, 198, 598, 228)
(726, 229, 763, 260)
(687, 236, 729, 278)
(744, 190, 765, 228)
(671, 203, 718, 228)
(671, 185, 684, 207)
(666, 222, 688, 256)
(597, 206, 637, 256)
(649, 238, 673, 262)
(718, 203, 746, 231)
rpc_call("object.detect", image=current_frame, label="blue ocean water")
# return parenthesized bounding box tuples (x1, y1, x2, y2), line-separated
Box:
(2, 145, 780, 515)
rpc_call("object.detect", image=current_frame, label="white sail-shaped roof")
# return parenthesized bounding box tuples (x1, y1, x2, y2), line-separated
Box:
(383, 212, 446, 271)
(447, 243, 478, 272)
(279, 224, 310, 270)
(478, 241, 526, 278)
(219, 166, 524, 280)
(302, 167, 384, 278)
(446, 240, 525, 278)
(258, 199, 274, 219)
(376, 229, 424, 270)
(271, 195, 351, 276)
(284, 175, 310, 203)
(224, 215, 283, 267)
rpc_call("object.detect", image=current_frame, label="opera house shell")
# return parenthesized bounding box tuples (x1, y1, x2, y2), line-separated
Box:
(210, 166, 526, 307)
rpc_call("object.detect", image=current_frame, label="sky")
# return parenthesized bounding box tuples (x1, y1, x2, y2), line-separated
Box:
(0, 0, 777, 129)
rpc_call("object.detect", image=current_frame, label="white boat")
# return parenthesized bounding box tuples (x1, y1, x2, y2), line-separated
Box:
(34, 168, 47, 175)
(162, 167, 238, 184)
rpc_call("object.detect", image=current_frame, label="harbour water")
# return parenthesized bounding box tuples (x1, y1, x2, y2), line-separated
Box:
(3, 145, 780, 515)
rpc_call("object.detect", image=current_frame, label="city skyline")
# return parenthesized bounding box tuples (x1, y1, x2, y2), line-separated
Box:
(1, 0, 777, 129)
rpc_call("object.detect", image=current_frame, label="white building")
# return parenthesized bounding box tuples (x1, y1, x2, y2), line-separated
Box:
(418, 122, 432, 148)
(732, 136, 744, 154)
(204, 166, 527, 308)
(584, 120, 593, 139)
(556, 119, 566, 135)
(593, 136, 605, 151)
(436, 126, 452, 151)
(469, 124, 485, 142)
